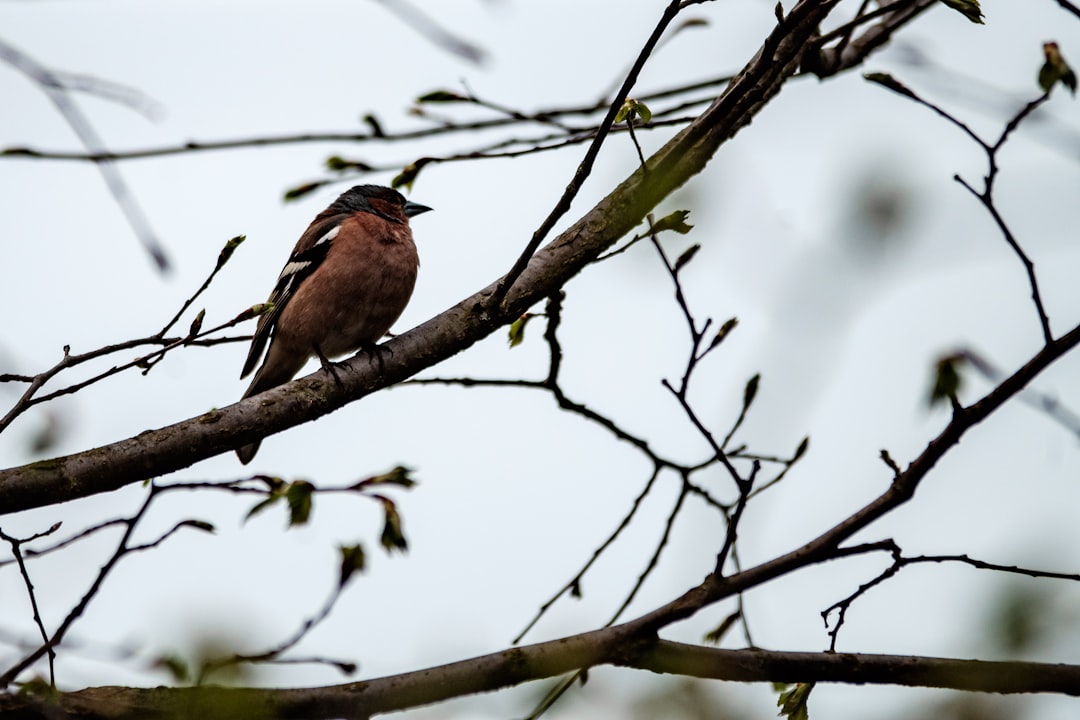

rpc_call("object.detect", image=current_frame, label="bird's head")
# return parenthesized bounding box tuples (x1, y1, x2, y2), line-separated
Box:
(331, 185, 432, 224)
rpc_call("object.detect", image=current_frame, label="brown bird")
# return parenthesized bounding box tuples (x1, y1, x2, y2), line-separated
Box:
(236, 184, 432, 464)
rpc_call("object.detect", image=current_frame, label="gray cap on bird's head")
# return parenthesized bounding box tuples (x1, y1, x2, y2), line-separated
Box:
(330, 185, 432, 221)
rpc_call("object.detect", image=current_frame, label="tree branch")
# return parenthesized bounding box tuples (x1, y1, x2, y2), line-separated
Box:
(4, 637, 1080, 720)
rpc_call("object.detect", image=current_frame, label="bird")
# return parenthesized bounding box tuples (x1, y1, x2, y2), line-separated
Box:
(236, 184, 432, 464)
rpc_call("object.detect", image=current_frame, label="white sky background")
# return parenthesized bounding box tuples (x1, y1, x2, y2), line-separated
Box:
(2, 1, 1080, 718)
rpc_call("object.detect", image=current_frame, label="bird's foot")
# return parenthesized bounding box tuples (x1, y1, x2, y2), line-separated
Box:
(358, 341, 390, 375)
(314, 346, 347, 389)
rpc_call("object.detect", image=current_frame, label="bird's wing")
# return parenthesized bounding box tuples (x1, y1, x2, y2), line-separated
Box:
(239, 214, 346, 379)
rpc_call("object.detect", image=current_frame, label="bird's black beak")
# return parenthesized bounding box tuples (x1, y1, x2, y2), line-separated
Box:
(404, 201, 433, 218)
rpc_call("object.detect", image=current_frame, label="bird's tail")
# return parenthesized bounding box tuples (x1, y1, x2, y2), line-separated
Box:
(235, 351, 304, 465)
(236, 440, 261, 466)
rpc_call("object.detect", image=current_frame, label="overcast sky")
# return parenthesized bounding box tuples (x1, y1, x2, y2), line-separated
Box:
(3, 1, 1080, 718)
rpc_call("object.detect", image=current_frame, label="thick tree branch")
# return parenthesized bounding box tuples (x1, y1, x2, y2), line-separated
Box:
(3, 637, 1079, 720)
(0, 0, 852, 515)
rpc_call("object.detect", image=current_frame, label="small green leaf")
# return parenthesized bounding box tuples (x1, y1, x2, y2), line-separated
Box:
(417, 90, 469, 103)
(929, 352, 966, 408)
(391, 158, 431, 191)
(283, 182, 324, 202)
(938, 0, 984, 24)
(235, 302, 274, 325)
(285, 480, 315, 527)
(325, 156, 373, 173)
(673, 17, 709, 33)
(616, 98, 652, 124)
(1039, 42, 1077, 96)
(354, 465, 417, 490)
(864, 72, 917, 100)
(378, 498, 408, 553)
(508, 312, 536, 348)
(17, 676, 60, 700)
(703, 611, 740, 645)
(362, 113, 385, 137)
(337, 544, 367, 588)
(244, 494, 281, 523)
(777, 682, 814, 720)
(215, 234, 246, 270)
(254, 474, 286, 492)
(674, 244, 701, 272)
(153, 654, 191, 683)
(651, 209, 694, 235)
(708, 317, 739, 351)
(180, 520, 216, 534)
(632, 100, 651, 124)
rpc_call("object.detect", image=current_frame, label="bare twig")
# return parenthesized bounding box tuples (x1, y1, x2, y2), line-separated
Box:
(869, 78, 1054, 343)
(514, 467, 664, 644)
(0, 76, 735, 163)
(0, 239, 249, 433)
(491, 0, 693, 307)
(0, 524, 63, 686)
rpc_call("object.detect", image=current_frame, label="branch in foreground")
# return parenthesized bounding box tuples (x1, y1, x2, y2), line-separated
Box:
(4, 637, 1079, 720)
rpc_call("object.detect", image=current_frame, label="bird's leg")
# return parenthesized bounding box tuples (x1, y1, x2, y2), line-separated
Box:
(357, 340, 388, 375)
(314, 344, 346, 388)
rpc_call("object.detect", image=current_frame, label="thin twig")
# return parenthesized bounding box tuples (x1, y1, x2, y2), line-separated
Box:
(491, 0, 692, 307)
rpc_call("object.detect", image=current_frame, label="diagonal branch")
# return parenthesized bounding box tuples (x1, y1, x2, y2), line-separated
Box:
(492, 0, 692, 305)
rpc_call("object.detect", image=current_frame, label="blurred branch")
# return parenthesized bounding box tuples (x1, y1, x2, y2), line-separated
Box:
(370, 0, 487, 65)
(0, 37, 169, 271)
(963, 349, 1080, 438)
(195, 578, 355, 685)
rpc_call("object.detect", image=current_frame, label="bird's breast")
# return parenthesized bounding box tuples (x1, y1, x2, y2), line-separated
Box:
(273, 214, 419, 358)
